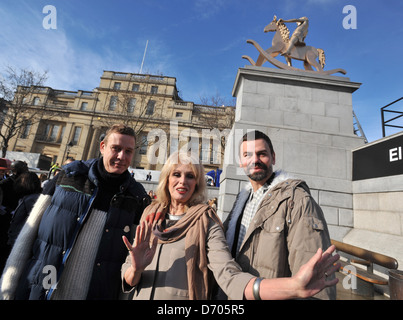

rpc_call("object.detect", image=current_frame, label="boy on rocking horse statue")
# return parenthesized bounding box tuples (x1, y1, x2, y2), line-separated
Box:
(278, 17, 309, 56)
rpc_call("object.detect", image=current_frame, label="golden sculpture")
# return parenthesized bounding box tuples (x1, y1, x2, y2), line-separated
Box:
(243, 16, 346, 75)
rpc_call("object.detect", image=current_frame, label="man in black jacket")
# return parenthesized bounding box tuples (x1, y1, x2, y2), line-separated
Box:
(0, 124, 150, 300)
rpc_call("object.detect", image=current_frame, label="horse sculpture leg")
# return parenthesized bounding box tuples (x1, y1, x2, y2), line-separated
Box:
(285, 56, 292, 67)
(305, 50, 323, 72)
(303, 61, 313, 71)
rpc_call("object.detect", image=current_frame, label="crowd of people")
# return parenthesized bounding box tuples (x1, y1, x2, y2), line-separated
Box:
(0, 157, 77, 274)
(0, 124, 340, 300)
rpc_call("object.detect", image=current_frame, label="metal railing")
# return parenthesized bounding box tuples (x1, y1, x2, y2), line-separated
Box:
(381, 97, 403, 137)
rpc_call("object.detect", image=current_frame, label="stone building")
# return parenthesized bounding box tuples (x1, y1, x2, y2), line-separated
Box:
(4, 71, 234, 173)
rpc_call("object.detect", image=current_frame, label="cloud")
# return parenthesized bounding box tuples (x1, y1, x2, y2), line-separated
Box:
(0, 24, 97, 91)
(193, 0, 228, 19)
(0, 3, 144, 91)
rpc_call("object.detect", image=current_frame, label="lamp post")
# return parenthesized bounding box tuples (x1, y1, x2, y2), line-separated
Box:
(65, 141, 74, 163)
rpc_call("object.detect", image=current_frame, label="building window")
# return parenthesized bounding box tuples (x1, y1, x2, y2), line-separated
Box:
(132, 84, 139, 92)
(80, 102, 88, 111)
(109, 96, 118, 111)
(170, 136, 178, 153)
(20, 121, 32, 139)
(200, 140, 210, 163)
(188, 136, 199, 156)
(139, 135, 148, 155)
(113, 82, 121, 90)
(211, 139, 220, 164)
(199, 138, 220, 164)
(146, 100, 155, 115)
(39, 123, 65, 143)
(175, 112, 183, 118)
(72, 126, 82, 145)
(127, 98, 136, 113)
(33, 97, 40, 105)
(151, 86, 158, 94)
(49, 124, 60, 142)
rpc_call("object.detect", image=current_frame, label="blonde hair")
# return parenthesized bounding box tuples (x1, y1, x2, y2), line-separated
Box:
(155, 151, 206, 208)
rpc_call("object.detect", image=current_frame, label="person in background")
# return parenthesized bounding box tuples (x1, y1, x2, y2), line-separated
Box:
(0, 161, 29, 213)
(146, 172, 152, 181)
(0, 161, 29, 273)
(148, 190, 156, 199)
(7, 172, 42, 247)
(39, 173, 48, 188)
(47, 162, 60, 179)
(63, 157, 75, 166)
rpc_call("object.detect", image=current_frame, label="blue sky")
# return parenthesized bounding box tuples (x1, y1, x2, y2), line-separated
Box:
(1, 0, 402, 143)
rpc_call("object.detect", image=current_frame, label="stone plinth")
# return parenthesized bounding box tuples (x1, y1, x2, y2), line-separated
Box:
(218, 66, 365, 240)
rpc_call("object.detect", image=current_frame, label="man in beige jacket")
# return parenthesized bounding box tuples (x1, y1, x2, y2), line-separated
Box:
(223, 130, 335, 300)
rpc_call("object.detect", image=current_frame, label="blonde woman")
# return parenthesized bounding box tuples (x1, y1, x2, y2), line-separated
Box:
(121, 151, 339, 300)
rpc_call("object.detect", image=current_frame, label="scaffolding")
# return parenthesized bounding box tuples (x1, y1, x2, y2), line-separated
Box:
(381, 97, 403, 137)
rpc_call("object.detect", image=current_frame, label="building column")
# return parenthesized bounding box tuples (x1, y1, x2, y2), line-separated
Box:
(88, 127, 102, 159)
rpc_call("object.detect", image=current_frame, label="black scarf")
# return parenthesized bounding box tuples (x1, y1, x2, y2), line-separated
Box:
(92, 158, 127, 212)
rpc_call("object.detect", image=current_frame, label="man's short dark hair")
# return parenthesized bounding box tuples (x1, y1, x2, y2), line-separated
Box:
(241, 130, 275, 155)
(103, 124, 136, 145)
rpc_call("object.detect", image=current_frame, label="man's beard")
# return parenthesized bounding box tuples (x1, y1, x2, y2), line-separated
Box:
(246, 162, 271, 182)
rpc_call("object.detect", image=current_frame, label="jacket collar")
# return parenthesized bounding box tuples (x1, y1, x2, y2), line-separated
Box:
(63, 158, 131, 191)
(242, 170, 293, 193)
(225, 170, 296, 251)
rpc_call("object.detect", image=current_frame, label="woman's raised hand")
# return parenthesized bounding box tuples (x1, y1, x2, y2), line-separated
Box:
(122, 220, 158, 273)
(294, 244, 340, 298)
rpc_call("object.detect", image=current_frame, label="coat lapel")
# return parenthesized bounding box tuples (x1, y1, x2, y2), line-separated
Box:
(225, 189, 250, 251)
